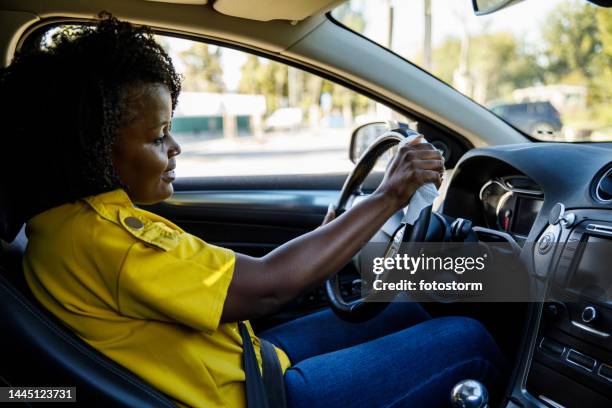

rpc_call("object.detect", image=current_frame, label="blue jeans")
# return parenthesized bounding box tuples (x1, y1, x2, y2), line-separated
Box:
(260, 302, 505, 408)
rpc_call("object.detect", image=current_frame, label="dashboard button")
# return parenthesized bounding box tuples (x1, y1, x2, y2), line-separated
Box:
(566, 349, 596, 371)
(598, 364, 612, 382)
(544, 302, 565, 321)
(545, 303, 559, 318)
(582, 306, 598, 323)
(539, 337, 565, 357)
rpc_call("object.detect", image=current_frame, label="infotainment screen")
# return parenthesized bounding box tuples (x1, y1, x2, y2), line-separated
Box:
(569, 235, 612, 301)
(512, 197, 543, 236)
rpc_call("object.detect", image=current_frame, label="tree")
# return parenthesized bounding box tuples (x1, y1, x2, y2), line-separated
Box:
(539, 1, 611, 125)
(597, 10, 612, 57)
(332, 1, 366, 33)
(591, 9, 612, 124)
(542, 1, 602, 82)
(472, 32, 543, 102)
(430, 32, 542, 103)
(235, 3, 373, 125)
(431, 36, 461, 84)
(238, 55, 287, 113)
(178, 43, 225, 92)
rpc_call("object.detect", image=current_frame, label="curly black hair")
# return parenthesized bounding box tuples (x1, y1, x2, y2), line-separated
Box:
(0, 13, 181, 221)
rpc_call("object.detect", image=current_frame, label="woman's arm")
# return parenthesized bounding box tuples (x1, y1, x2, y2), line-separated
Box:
(221, 141, 444, 323)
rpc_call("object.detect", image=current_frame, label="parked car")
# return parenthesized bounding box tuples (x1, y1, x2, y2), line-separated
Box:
(490, 101, 563, 139)
(264, 107, 303, 131)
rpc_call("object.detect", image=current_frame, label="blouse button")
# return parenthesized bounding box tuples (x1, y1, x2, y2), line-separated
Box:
(124, 216, 144, 230)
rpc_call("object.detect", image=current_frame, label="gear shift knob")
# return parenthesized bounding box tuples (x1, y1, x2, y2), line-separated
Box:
(450, 379, 488, 408)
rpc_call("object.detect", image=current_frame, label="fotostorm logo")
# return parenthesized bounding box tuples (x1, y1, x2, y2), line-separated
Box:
(372, 253, 487, 276)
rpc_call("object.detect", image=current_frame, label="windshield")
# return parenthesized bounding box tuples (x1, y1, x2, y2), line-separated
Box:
(332, 0, 612, 142)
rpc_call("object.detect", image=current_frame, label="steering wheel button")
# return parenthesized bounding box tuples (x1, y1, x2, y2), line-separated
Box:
(538, 234, 553, 254)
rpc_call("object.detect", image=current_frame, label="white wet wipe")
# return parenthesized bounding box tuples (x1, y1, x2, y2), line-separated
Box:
(395, 132, 440, 225)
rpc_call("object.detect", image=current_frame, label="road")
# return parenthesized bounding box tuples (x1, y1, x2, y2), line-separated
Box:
(174, 128, 355, 177)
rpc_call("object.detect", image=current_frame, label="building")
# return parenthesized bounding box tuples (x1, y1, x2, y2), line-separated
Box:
(173, 92, 266, 138)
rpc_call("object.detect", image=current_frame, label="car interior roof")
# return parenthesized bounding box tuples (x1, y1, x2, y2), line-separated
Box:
(0, 0, 329, 62)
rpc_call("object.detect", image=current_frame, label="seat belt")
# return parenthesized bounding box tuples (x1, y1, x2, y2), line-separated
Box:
(238, 321, 286, 408)
(239, 321, 270, 408)
(260, 338, 287, 408)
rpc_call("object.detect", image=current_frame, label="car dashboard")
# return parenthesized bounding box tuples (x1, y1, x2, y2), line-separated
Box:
(441, 142, 612, 408)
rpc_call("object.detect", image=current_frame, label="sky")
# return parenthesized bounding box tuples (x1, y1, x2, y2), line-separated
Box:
(165, 0, 564, 91)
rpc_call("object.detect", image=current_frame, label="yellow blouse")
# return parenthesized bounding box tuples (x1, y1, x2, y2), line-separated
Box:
(22, 188, 290, 407)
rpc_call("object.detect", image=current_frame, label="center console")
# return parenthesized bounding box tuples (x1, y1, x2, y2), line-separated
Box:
(527, 209, 612, 407)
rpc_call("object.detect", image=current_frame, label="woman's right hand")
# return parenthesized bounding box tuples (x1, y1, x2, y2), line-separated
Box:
(374, 137, 445, 210)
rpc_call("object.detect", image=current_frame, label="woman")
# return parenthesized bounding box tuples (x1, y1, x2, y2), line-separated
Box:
(1, 15, 505, 408)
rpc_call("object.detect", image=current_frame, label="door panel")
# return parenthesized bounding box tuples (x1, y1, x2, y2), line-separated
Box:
(142, 174, 383, 329)
(144, 174, 384, 253)
(149, 189, 338, 256)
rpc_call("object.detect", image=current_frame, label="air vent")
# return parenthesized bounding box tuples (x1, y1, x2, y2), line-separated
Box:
(595, 167, 612, 202)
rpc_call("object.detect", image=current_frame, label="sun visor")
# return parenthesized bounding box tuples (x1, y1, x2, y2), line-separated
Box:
(144, 0, 207, 5)
(213, 0, 345, 22)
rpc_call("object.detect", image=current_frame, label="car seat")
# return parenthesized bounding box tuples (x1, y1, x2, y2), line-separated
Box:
(0, 196, 178, 407)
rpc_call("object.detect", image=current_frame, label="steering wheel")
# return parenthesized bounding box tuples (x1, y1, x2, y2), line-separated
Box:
(325, 128, 433, 322)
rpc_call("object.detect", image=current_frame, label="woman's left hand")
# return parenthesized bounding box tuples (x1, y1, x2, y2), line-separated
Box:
(321, 204, 336, 226)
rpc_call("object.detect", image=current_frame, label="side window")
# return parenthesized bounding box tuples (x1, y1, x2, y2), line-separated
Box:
(156, 36, 412, 178)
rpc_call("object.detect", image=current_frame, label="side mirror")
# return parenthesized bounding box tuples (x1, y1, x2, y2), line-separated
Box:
(350, 121, 423, 164)
(350, 121, 454, 167)
(351, 121, 423, 163)
(349, 122, 389, 163)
